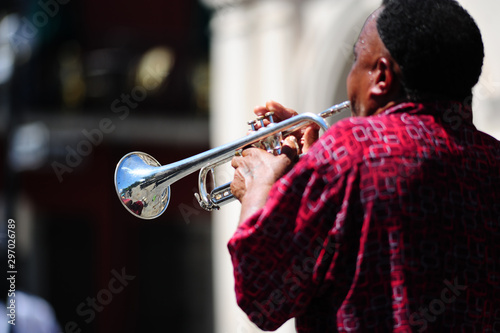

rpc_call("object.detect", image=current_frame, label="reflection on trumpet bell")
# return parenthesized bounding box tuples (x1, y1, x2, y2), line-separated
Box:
(114, 101, 351, 219)
(115, 152, 171, 219)
(122, 198, 144, 216)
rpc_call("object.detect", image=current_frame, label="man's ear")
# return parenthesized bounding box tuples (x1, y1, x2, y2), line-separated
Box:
(370, 57, 395, 96)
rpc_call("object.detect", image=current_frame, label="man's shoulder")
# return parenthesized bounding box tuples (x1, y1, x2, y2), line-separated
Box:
(329, 113, 401, 129)
(313, 112, 428, 166)
(323, 113, 405, 143)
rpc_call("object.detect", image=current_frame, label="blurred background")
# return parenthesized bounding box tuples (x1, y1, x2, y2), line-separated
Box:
(0, 0, 499, 332)
(0, 0, 212, 332)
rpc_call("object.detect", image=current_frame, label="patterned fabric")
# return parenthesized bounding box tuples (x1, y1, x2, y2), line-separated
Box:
(228, 102, 500, 332)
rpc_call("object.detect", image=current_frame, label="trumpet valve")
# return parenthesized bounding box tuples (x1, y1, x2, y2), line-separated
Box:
(247, 119, 257, 132)
(257, 115, 266, 128)
(265, 111, 275, 124)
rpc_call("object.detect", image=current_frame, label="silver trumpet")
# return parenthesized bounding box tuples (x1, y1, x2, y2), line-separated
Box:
(114, 101, 350, 219)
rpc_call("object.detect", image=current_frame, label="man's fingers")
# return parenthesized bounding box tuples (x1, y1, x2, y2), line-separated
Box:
(231, 156, 241, 168)
(301, 126, 320, 153)
(254, 100, 298, 120)
(253, 105, 269, 117)
(232, 148, 260, 167)
(266, 100, 298, 121)
(281, 136, 300, 161)
(241, 147, 257, 157)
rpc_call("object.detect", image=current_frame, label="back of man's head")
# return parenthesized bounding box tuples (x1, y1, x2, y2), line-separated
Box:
(377, 0, 484, 102)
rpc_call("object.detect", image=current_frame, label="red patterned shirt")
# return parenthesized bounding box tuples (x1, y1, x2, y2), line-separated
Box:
(228, 102, 500, 332)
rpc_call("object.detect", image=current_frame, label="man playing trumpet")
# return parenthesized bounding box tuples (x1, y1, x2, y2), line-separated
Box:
(229, 0, 500, 332)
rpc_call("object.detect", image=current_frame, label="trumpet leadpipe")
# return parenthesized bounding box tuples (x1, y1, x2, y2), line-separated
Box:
(319, 100, 351, 119)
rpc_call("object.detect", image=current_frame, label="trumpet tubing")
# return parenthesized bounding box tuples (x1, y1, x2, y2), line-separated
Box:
(114, 101, 350, 219)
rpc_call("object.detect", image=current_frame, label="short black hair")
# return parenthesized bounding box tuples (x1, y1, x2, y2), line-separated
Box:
(377, 0, 484, 101)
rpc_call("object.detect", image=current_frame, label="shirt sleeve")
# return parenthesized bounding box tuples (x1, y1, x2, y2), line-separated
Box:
(227, 125, 359, 331)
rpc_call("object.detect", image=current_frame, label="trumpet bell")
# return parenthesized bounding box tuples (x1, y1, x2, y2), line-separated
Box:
(114, 152, 171, 219)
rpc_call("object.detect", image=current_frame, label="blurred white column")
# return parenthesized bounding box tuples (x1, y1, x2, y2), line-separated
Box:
(292, 0, 380, 114)
(207, 4, 256, 333)
(202, 1, 299, 332)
